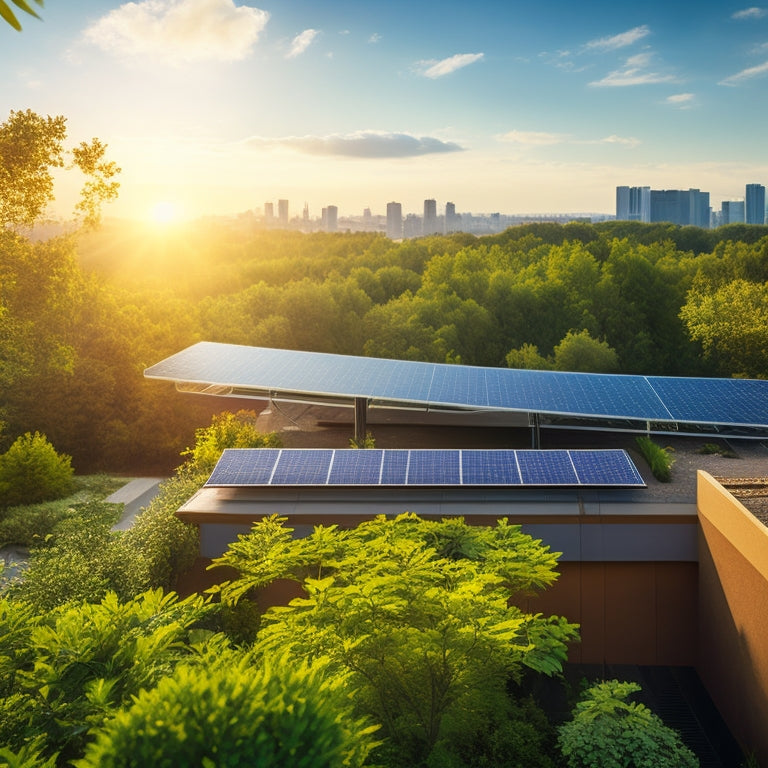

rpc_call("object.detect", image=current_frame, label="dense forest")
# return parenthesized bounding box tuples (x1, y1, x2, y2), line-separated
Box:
(3, 217, 768, 472)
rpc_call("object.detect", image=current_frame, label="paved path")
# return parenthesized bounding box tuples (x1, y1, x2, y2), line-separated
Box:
(107, 477, 165, 531)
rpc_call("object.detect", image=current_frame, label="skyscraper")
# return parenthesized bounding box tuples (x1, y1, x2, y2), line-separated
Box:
(386, 201, 402, 240)
(326, 205, 338, 232)
(650, 189, 710, 228)
(721, 200, 745, 225)
(616, 186, 650, 222)
(278, 199, 289, 228)
(423, 198, 438, 235)
(445, 201, 457, 233)
(746, 184, 766, 225)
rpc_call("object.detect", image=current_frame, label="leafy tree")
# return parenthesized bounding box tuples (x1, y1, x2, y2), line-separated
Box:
(0, 432, 73, 508)
(215, 513, 578, 766)
(76, 654, 378, 768)
(558, 680, 699, 768)
(506, 343, 553, 370)
(0, 0, 42, 30)
(553, 329, 619, 373)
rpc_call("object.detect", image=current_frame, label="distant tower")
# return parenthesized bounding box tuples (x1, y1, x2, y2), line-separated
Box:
(278, 199, 289, 228)
(721, 200, 745, 225)
(386, 201, 403, 240)
(746, 184, 766, 225)
(264, 202, 274, 225)
(616, 186, 650, 222)
(445, 202, 456, 233)
(423, 198, 438, 235)
(303, 202, 309, 221)
(326, 205, 338, 232)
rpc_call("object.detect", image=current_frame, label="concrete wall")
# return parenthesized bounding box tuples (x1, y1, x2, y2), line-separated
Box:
(697, 471, 768, 766)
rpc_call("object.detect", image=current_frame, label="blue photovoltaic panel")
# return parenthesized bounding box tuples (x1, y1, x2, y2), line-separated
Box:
(517, 450, 578, 485)
(145, 341, 768, 429)
(461, 450, 521, 485)
(206, 448, 280, 485)
(328, 450, 384, 485)
(380, 450, 409, 484)
(205, 448, 645, 488)
(271, 449, 332, 485)
(407, 449, 461, 485)
(569, 450, 644, 486)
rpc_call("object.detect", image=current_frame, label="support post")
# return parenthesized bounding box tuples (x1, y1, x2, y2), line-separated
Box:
(354, 397, 368, 446)
(531, 412, 541, 449)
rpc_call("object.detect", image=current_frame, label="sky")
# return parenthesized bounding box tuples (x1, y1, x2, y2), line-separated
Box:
(3, 0, 768, 222)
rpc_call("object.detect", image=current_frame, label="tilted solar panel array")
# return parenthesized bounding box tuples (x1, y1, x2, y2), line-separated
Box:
(205, 448, 646, 488)
(144, 342, 768, 427)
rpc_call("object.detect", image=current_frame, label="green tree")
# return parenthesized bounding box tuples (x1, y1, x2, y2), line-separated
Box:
(558, 680, 699, 768)
(506, 342, 553, 370)
(553, 329, 619, 373)
(215, 513, 578, 766)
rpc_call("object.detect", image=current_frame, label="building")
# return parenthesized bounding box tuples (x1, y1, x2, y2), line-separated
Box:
(325, 205, 338, 232)
(264, 202, 274, 224)
(746, 183, 766, 225)
(423, 199, 439, 235)
(721, 200, 745, 225)
(278, 199, 289, 228)
(386, 202, 402, 240)
(616, 186, 651, 222)
(445, 202, 458, 233)
(650, 189, 710, 228)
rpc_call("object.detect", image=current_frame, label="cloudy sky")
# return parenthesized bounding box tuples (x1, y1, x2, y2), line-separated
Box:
(4, 0, 768, 221)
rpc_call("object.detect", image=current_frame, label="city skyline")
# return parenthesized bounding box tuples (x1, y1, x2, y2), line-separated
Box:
(4, 0, 768, 222)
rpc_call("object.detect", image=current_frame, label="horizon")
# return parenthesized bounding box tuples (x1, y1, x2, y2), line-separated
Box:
(4, 0, 768, 223)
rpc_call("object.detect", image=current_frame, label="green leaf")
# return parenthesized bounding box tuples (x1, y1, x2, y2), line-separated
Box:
(0, 3, 22, 33)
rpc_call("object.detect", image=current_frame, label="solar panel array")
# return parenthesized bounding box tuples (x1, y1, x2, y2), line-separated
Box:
(144, 342, 768, 428)
(206, 448, 646, 488)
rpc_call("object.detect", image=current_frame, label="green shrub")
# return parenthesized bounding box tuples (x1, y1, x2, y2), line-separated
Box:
(558, 680, 699, 768)
(0, 433, 74, 508)
(635, 436, 674, 482)
(76, 655, 378, 768)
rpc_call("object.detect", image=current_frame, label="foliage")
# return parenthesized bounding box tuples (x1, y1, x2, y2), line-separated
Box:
(214, 513, 578, 766)
(506, 343, 553, 370)
(0, 432, 74, 508)
(0, 0, 42, 31)
(349, 431, 376, 449)
(180, 409, 281, 474)
(557, 680, 699, 768)
(0, 589, 218, 763)
(635, 436, 675, 482)
(553, 329, 619, 373)
(76, 654, 379, 768)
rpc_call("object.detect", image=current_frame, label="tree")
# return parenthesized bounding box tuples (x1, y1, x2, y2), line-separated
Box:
(506, 343, 553, 370)
(553, 329, 619, 373)
(0, 110, 120, 229)
(558, 680, 699, 768)
(214, 513, 578, 766)
(0, 0, 42, 31)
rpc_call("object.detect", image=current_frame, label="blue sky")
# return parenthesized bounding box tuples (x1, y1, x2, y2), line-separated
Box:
(3, 0, 768, 221)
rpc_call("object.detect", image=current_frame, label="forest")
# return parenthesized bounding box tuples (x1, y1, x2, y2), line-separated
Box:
(3, 212, 768, 473)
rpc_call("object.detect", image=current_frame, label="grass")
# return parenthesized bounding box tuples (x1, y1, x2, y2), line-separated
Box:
(635, 436, 675, 482)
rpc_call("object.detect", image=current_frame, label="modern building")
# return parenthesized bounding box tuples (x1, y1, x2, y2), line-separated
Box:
(423, 198, 439, 235)
(278, 199, 289, 228)
(325, 205, 338, 232)
(721, 200, 745, 225)
(386, 202, 403, 240)
(746, 183, 766, 225)
(616, 186, 651, 222)
(264, 202, 274, 224)
(445, 202, 457, 233)
(650, 189, 710, 228)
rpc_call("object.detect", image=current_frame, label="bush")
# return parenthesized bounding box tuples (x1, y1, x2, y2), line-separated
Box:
(0, 433, 74, 508)
(558, 680, 699, 768)
(635, 436, 674, 482)
(76, 655, 378, 768)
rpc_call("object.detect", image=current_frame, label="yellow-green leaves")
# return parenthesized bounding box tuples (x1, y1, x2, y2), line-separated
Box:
(0, 0, 42, 31)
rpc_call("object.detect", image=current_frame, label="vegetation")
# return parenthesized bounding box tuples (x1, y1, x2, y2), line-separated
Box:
(558, 680, 699, 768)
(0, 0, 42, 31)
(635, 436, 675, 482)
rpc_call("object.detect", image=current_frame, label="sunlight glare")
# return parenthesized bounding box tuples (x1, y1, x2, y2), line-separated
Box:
(148, 200, 182, 224)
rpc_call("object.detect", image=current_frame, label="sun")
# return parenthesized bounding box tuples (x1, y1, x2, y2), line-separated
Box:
(148, 200, 182, 224)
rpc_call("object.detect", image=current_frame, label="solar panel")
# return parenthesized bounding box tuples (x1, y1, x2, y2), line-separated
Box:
(461, 450, 521, 485)
(205, 448, 645, 488)
(145, 342, 768, 429)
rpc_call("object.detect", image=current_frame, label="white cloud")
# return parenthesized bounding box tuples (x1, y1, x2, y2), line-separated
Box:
(287, 28, 319, 58)
(415, 53, 484, 78)
(245, 131, 465, 158)
(368, 33, 381, 44)
(83, 0, 269, 64)
(720, 59, 768, 84)
(590, 52, 676, 86)
(732, 7, 768, 19)
(497, 130, 568, 145)
(585, 25, 651, 52)
(665, 92, 695, 107)
(599, 135, 641, 147)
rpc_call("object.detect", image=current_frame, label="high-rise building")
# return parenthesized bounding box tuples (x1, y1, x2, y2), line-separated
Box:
(616, 186, 651, 222)
(721, 200, 745, 225)
(326, 205, 338, 232)
(650, 189, 710, 228)
(423, 199, 438, 235)
(278, 199, 289, 228)
(386, 202, 402, 240)
(746, 184, 766, 225)
(264, 202, 274, 226)
(445, 202, 457, 233)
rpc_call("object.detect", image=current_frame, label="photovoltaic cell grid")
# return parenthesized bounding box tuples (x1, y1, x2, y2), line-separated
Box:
(144, 342, 768, 428)
(206, 448, 645, 488)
